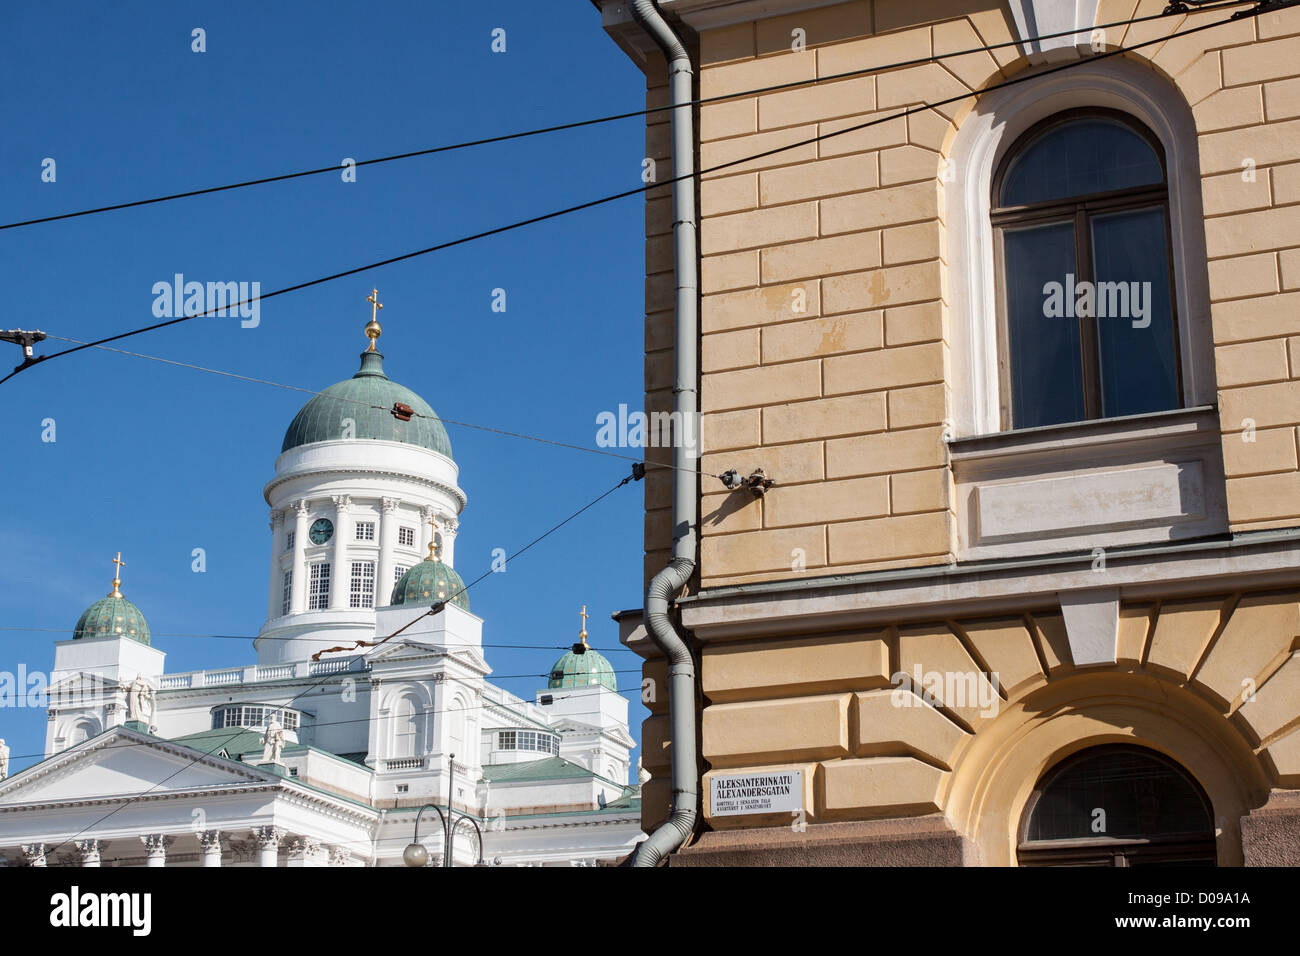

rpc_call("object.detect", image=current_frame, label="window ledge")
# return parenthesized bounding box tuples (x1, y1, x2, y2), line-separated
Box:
(949, 406, 1227, 561)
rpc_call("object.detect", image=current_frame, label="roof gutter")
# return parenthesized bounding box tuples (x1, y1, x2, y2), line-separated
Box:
(627, 0, 700, 867)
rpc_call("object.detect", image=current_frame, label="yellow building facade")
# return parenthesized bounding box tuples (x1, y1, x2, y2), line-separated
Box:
(596, 0, 1300, 865)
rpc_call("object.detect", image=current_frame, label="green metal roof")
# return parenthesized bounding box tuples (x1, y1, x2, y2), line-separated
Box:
(73, 595, 150, 645)
(389, 558, 470, 610)
(547, 647, 617, 692)
(170, 728, 301, 760)
(281, 350, 452, 457)
(479, 756, 606, 784)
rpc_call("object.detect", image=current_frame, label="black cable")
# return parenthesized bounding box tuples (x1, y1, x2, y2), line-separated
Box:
(0, 625, 635, 652)
(0, 0, 1254, 233)
(0, 6, 1255, 387)
(39, 333, 720, 480)
(319, 470, 641, 660)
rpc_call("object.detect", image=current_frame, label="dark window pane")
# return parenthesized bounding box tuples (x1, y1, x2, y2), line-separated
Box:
(1090, 207, 1180, 418)
(1000, 119, 1163, 207)
(1004, 221, 1084, 428)
(1026, 749, 1212, 843)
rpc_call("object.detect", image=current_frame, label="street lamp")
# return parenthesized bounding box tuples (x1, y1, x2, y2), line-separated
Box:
(402, 803, 447, 868)
(403, 753, 490, 867)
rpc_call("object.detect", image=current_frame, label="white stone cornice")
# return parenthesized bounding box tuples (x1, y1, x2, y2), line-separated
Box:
(676, 535, 1300, 643)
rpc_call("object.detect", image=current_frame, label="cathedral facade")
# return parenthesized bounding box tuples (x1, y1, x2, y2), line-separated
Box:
(0, 309, 642, 867)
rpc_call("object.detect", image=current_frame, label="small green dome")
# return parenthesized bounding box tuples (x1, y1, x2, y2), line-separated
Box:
(390, 558, 470, 610)
(74, 595, 151, 645)
(282, 351, 452, 457)
(548, 647, 617, 692)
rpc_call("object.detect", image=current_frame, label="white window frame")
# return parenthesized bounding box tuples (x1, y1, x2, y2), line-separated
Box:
(308, 562, 331, 610)
(349, 560, 376, 609)
(944, 57, 1214, 438)
(398, 526, 415, 548)
(281, 569, 292, 617)
(355, 521, 375, 542)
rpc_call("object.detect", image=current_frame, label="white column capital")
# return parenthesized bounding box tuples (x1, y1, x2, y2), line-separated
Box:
(21, 843, 46, 867)
(269, 509, 285, 530)
(75, 839, 102, 867)
(255, 825, 285, 849)
(140, 833, 172, 867)
(381, 497, 400, 515)
(255, 826, 284, 867)
(286, 837, 324, 867)
(332, 494, 352, 514)
(294, 499, 311, 517)
(198, 830, 224, 867)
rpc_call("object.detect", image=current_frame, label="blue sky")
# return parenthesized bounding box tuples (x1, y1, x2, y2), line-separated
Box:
(0, 1, 651, 774)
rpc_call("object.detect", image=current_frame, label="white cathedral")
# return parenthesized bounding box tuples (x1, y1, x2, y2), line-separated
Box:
(0, 299, 642, 867)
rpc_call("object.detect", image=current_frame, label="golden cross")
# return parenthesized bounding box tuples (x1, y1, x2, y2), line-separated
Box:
(364, 289, 384, 351)
(579, 604, 589, 644)
(110, 551, 125, 597)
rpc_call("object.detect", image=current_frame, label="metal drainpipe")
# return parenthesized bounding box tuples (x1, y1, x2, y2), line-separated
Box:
(628, 0, 700, 868)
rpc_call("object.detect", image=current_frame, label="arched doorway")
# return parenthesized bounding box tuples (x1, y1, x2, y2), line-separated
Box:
(1017, 745, 1216, 866)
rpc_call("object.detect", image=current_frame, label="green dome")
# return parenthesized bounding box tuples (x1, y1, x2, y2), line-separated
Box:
(389, 558, 470, 610)
(74, 595, 151, 645)
(282, 351, 452, 457)
(548, 647, 617, 692)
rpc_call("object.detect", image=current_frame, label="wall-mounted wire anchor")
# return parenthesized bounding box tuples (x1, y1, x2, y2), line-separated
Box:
(391, 401, 414, 422)
(721, 468, 775, 497)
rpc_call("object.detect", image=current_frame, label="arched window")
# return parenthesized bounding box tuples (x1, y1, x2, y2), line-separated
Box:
(993, 110, 1181, 429)
(392, 696, 422, 758)
(1018, 745, 1216, 867)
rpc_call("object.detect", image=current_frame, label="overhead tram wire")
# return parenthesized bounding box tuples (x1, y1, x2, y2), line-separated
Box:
(38, 333, 719, 481)
(0, 0, 1258, 233)
(312, 469, 642, 660)
(0, 6, 1258, 389)
(0, 624, 636, 652)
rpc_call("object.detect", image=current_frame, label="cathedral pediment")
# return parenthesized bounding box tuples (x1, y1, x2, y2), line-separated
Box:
(0, 727, 279, 808)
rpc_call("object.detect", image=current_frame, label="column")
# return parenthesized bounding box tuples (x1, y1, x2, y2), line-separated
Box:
(141, 834, 169, 867)
(290, 500, 309, 613)
(22, 843, 46, 867)
(420, 506, 436, 557)
(255, 826, 283, 867)
(377, 498, 399, 606)
(286, 837, 324, 867)
(266, 509, 284, 620)
(440, 514, 459, 567)
(198, 830, 223, 867)
(75, 839, 101, 867)
(330, 495, 351, 609)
